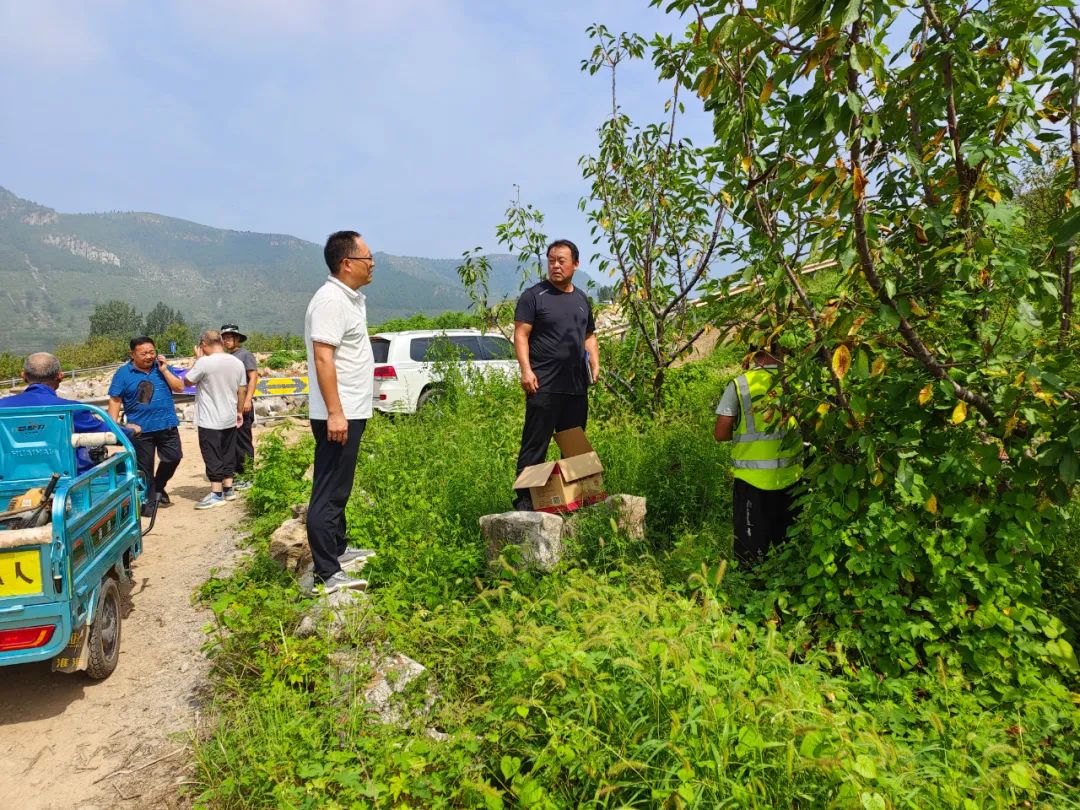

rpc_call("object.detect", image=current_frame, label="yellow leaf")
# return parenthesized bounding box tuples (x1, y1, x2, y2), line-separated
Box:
(918, 384, 933, 406)
(925, 494, 938, 514)
(697, 65, 718, 99)
(759, 78, 774, 104)
(817, 403, 831, 416)
(984, 183, 1002, 204)
(853, 166, 868, 201)
(871, 470, 884, 486)
(951, 401, 968, 424)
(741, 155, 752, 174)
(913, 223, 928, 244)
(908, 298, 927, 317)
(871, 357, 886, 377)
(832, 345, 851, 380)
(847, 315, 867, 336)
(1024, 140, 1041, 156)
(1003, 414, 1018, 438)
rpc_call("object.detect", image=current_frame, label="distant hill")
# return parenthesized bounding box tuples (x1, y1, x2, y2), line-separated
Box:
(0, 186, 544, 353)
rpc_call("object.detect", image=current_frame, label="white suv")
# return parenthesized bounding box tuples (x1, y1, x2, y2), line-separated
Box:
(370, 329, 517, 414)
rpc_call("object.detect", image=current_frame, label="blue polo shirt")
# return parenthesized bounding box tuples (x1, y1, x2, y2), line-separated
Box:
(0, 384, 131, 474)
(107, 361, 180, 432)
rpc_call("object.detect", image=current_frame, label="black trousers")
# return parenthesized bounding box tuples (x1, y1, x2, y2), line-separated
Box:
(133, 427, 183, 506)
(514, 392, 588, 502)
(198, 426, 237, 483)
(308, 418, 366, 582)
(234, 410, 255, 477)
(732, 478, 796, 565)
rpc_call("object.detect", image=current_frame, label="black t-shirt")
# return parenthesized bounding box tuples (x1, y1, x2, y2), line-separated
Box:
(515, 280, 596, 394)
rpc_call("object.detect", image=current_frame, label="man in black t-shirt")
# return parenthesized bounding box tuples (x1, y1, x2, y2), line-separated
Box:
(512, 239, 601, 510)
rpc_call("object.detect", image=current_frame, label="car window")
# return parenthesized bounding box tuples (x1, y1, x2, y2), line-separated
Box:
(409, 338, 431, 361)
(479, 335, 514, 360)
(447, 336, 482, 360)
(409, 336, 483, 361)
(370, 338, 390, 363)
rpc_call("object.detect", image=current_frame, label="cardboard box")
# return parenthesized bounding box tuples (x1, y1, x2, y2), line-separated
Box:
(513, 427, 606, 514)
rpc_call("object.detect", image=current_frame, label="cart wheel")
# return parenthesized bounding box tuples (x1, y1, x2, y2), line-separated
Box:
(86, 578, 121, 679)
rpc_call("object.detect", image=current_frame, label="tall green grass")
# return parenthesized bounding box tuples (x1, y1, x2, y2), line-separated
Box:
(194, 354, 1080, 808)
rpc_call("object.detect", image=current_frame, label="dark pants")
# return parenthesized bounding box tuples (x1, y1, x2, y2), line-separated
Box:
(234, 410, 255, 477)
(198, 427, 237, 483)
(514, 392, 588, 503)
(308, 418, 366, 582)
(133, 427, 183, 508)
(732, 478, 796, 565)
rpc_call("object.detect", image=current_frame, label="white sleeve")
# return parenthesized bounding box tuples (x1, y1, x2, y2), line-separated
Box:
(186, 358, 205, 384)
(308, 298, 345, 347)
(715, 380, 740, 417)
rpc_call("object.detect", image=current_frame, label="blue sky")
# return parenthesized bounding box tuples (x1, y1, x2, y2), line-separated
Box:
(0, 0, 712, 260)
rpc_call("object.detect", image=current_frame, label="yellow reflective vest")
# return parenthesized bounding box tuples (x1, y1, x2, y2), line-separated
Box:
(730, 367, 803, 491)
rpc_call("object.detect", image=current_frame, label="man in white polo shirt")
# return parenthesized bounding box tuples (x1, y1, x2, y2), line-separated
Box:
(304, 230, 377, 593)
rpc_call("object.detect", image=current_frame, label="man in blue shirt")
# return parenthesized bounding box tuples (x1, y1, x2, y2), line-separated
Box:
(108, 336, 186, 515)
(0, 352, 140, 475)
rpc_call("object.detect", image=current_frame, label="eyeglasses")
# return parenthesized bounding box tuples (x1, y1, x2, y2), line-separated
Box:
(345, 255, 375, 264)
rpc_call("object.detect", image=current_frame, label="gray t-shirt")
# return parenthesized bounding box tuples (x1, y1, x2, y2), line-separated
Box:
(715, 364, 780, 417)
(186, 352, 247, 430)
(230, 346, 258, 374)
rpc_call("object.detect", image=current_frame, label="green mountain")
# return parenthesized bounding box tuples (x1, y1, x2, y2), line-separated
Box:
(0, 186, 536, 352)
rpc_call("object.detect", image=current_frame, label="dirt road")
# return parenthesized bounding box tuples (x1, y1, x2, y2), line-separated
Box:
(0, 426, 251, 809)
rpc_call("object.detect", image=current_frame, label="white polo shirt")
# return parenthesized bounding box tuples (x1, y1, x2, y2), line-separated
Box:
(304, 274, 374, 420)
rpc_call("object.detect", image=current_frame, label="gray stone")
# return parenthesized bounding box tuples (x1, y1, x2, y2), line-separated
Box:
(295, 588, 368, 640)
(269, 517, 312, 578)
(565, 494, 647, 541)
(480, 511, 566, 573)
(363, 652, 436, 725)
(290, 502, 309, 524)
(303, 464, 315, 482)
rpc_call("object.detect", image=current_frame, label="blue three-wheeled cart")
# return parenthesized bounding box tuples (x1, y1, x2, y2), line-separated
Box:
(0, 404, 145, 679)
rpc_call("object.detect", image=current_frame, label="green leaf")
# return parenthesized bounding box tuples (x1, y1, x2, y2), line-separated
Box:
(853, 755, 878, 779)
(1060, 452, 1078, 487)
(1007, 762, 1034, 790)
(1052, 207, 1080, 247)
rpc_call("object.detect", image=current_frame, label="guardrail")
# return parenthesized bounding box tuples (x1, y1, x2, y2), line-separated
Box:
(1, 361, 128, 392)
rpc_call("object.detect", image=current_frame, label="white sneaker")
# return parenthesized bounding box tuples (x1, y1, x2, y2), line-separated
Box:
(195, 493, 226, 510)
(338, 547, 377, 565)
(223, 487, 236, 501)
(320, 571, 368, 594)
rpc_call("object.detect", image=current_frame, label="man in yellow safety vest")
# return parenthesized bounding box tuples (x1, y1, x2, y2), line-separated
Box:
(713, 345, 803, 565)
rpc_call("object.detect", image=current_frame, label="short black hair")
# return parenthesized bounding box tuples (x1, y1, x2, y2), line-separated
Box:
(324, 230, 362, 275)
(130, 336, 156, 351)
(547, 239, 579, 263)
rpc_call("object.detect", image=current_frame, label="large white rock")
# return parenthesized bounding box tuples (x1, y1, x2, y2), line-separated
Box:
(480, 511, 566, 573)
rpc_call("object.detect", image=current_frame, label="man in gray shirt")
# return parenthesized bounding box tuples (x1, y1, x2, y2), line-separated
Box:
(186, 330, 247, 509)
(221, 324, 258, 488)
